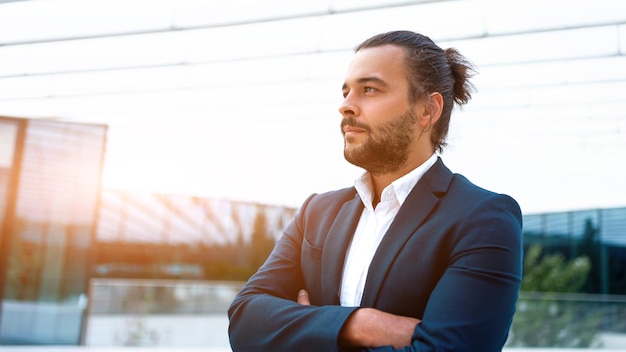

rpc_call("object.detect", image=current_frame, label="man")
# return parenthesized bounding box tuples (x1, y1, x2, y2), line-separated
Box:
(228, 30, 522, 351)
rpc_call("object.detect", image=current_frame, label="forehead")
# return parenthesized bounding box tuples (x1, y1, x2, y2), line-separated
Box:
(344, 45, 409, 87)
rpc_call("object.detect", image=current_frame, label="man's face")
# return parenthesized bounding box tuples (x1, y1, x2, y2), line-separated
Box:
(339, 45, 418, 175)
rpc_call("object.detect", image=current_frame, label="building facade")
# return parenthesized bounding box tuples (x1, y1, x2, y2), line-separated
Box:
(1, 118, 625, 346)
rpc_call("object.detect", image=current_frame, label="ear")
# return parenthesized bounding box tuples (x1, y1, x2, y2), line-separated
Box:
(417, 92, 443, 129)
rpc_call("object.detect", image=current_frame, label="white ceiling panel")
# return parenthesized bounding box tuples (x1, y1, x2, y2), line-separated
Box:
(0, 0, 624, 212)
(485, 0, 626, 34)
(329, 0, 441, 12)
(0, 51, 350, 100)
(475, 56, 626, 90)
(0, 32, 184, 75)
(0, 0, 174, 44)
(318, 1, 486, 51)
(181, 17, 324, 63)
(172, 0, 329, 28)
(620, 24, 626, 53)
(0, 44, 35, 76)
(449, 26, 620, 66)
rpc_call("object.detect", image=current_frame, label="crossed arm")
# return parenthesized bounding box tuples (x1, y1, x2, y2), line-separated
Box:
(297, 289, 421, 349)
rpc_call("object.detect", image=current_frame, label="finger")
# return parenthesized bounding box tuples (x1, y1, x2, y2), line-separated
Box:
(297, 289, 311, 305)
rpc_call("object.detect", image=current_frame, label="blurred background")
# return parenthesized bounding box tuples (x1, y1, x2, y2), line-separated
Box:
(0, 0, 625, 350)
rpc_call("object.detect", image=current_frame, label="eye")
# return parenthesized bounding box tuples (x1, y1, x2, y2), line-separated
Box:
(364, 86, 377, 94)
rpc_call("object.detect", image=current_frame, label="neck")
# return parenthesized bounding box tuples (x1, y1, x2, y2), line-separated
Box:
(368, 151, 434, 205)
(368, 169, 407, 206)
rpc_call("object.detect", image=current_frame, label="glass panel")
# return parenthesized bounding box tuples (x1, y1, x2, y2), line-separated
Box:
(522, 213, 544, 247)
(0, 119, 18, 229)
(508, 292, 626, 348)
(600, 208, 626, 294)
(601, 208, 626, 246)
(572, 210, 600, 241)
(0, 119, 106, 344)
(534, 211, 570, 256)
(83, 279, 241, 347)
(522, 213, 543, 234)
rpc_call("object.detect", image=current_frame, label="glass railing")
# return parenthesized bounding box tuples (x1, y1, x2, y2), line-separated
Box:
(83, 279, 243, 347)
(81, 279, 626, 349)
(507, 292, 626, 349)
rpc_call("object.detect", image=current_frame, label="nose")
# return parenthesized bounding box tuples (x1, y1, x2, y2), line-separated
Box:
(338, 93, 358, 117)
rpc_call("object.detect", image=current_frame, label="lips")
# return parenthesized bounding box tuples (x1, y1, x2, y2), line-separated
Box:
(341, 117, 370, 136)
(342, 125, 367, 135)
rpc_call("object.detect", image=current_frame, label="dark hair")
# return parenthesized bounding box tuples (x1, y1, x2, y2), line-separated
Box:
(356, 30, 476, 152)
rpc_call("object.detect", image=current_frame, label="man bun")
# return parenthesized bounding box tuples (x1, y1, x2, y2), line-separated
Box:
(444, 47, 476, 107)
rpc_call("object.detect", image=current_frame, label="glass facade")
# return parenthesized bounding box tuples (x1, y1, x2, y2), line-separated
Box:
(522, 208, 626, 295)
(0, 116, 107, 344)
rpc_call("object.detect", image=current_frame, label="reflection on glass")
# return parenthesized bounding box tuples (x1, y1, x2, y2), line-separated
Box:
(0, 120, 18, 234)
(523, 208, 626, 295)
(0, 118, 106, 344)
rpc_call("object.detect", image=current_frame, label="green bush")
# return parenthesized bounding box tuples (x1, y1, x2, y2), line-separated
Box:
(507, 244, 601, 348)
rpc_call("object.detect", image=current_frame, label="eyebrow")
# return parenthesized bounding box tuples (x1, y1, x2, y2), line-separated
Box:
(342, 76, 389, 91)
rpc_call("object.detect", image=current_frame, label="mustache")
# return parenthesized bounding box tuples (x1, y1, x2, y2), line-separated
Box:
(340, 117, 371, 132)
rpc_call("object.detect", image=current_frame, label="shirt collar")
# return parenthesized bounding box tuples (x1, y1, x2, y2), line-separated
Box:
(355, 153, 438, 209)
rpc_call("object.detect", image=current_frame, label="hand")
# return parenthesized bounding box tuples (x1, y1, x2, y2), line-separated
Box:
(297, 289, 419, 349)
(297, 289, 311, 305)
(340, 307, 421, 349)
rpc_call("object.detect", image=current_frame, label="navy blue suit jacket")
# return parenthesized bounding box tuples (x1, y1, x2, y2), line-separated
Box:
(228, 158, 523, 351)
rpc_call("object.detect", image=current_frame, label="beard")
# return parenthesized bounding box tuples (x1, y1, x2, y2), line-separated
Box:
(341, 107, 417, 175)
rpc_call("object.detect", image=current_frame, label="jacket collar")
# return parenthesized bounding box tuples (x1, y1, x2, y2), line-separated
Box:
(320, 191, 363, 305)
(360, 157, 453, 307)
(318, 157, 453, 306)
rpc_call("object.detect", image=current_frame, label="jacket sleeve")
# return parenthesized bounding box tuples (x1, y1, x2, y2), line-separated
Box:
(367, 193, 523, 352)
(228, 194, 359, 352)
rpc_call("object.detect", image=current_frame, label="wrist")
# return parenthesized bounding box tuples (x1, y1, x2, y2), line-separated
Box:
(339, 308, 373, 347)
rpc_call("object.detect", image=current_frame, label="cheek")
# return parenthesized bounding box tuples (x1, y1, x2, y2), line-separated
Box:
(364, 100, 407, 123)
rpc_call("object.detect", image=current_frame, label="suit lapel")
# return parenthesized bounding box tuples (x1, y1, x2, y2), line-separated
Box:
(360, 158, 452, 307)
(320, 192, 363, 305)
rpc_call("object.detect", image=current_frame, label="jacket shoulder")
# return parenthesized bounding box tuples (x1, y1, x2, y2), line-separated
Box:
(294, 187, 358, 231)
(301, 187, 357, 216)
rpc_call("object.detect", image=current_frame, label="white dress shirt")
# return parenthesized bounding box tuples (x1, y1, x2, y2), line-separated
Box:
(340, 153, 438, 307)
